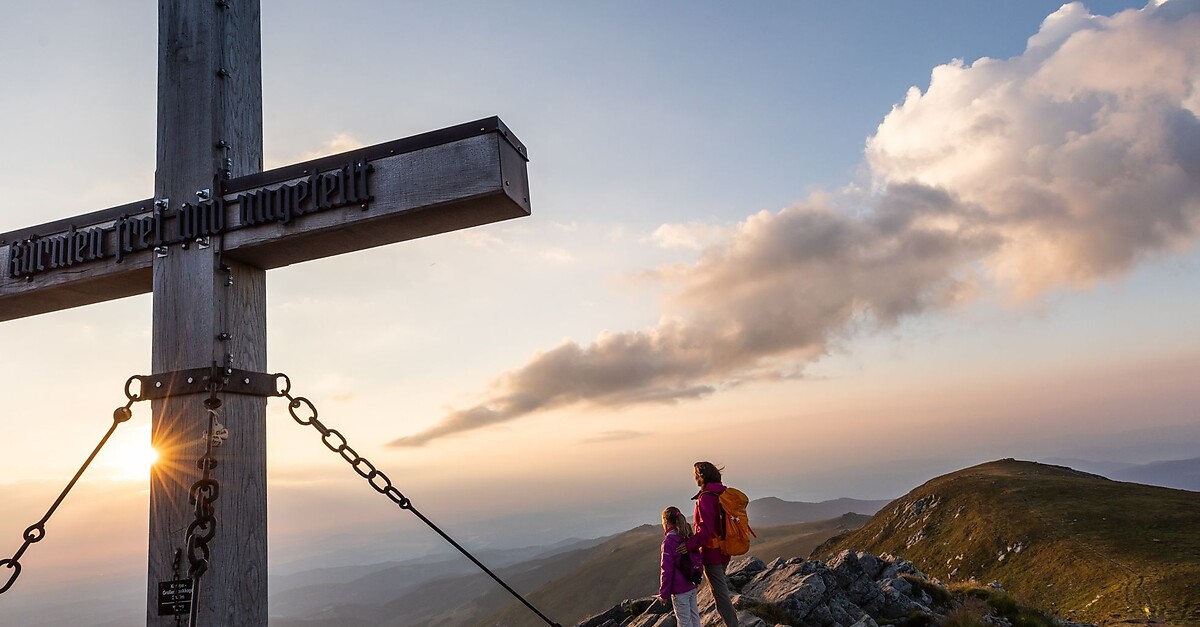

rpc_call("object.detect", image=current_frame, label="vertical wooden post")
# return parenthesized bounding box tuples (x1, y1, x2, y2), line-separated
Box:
(148, 1, 265, 625)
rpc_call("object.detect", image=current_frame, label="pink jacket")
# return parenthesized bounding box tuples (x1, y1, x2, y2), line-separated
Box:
(684, 482, 731, 565)
(659, 530, 700, 600)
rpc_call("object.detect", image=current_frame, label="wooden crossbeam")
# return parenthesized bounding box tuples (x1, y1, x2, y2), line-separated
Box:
(0, 118, 529, 322)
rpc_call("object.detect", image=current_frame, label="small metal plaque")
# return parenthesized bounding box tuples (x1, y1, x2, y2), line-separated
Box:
(157, 579, 192, 616)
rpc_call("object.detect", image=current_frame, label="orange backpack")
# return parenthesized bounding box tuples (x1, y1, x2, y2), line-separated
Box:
(703, 487, 756, 556)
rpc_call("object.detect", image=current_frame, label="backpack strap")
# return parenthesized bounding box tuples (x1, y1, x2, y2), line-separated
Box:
(700, 491, 727, 540)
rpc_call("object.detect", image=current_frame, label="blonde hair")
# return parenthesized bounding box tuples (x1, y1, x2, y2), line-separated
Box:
(662, 506, 694, 539)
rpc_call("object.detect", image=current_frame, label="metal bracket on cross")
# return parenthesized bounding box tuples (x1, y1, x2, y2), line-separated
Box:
(130, 367, 279, 400)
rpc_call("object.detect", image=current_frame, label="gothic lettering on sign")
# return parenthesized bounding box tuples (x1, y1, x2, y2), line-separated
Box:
(8, 224, 114, 277)
(177, 196, 227, 242)
(239, 161, 372, 227)
(5, 160, 373, 280)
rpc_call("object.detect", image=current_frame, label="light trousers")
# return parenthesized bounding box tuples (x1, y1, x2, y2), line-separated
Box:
(671, 588, 701, 627)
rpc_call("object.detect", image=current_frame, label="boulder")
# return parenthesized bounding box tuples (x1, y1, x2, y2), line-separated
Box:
(575, 549, 1024, 627)
(878, 554, 923, 580)
(734, 610, 769, 627)
(626, 613, 675, 627)
(727, 556, 768, 590)
(741, 566, 828, 622)
(827, 550, 884, 584)
(578, 597, 664, 627)
(875, 579, 931, 620)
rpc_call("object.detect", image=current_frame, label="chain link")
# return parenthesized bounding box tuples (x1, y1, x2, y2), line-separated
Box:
(271, 373, 558, 626)
(184, 393, 223, 627)
(0, 388, 141, 595)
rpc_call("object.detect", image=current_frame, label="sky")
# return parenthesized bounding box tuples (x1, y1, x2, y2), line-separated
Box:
(2, 0, 1200, 622)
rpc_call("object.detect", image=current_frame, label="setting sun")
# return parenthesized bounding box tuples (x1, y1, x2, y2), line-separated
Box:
(96, 424, 159, 481)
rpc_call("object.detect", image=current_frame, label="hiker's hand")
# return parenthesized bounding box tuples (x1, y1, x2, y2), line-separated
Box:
(675, 544, 688, 555)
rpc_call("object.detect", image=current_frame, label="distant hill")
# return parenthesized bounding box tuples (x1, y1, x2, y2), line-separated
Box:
(1111, 457, 1200, 492)
(748, 496, 891, 526)
(1039, 457, 1136, 477)
(1040, 456, 1200, 492)
(269, 537, 608, 623)
(816, 459, 1200, 625)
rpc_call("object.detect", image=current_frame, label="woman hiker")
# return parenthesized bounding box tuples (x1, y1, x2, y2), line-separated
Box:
(680, 461, 739, 626)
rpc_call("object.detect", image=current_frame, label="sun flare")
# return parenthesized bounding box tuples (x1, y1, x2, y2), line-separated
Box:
(97, 425, 159, 481)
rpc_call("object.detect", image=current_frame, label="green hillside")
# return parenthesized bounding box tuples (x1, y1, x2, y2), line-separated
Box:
(475, 515, 869, 627)
(816, 459, 1200, 625)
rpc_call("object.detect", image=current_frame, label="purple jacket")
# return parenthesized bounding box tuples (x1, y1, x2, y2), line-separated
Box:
(659, 530, 700, 600)
(684, 482, 731, 565)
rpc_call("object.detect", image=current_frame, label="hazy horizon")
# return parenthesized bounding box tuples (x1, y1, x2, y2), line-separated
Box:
(2, 0, 1199, 624)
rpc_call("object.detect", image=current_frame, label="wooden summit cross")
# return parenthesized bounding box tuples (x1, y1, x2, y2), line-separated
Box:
(0, 2, 528, 625)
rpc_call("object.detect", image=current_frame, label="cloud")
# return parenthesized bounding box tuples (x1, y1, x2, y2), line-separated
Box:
(581, 430, 651, 444)
(391, 1, 1200, 447)
(392, 186, 995, 447)
(866, 1, 1200, 296)
(649, 222, 732, 250)
(266, 133, 367, 169)
(540, 247, 576, 264)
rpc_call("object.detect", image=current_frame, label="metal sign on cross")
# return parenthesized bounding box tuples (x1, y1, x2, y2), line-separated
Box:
(0, 2, 529, 625)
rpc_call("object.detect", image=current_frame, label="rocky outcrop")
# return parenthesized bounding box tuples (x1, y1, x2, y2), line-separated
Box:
(574, 550, 1090, 627)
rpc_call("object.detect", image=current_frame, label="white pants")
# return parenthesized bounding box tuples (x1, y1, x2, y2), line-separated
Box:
(671, 588, 701, 627)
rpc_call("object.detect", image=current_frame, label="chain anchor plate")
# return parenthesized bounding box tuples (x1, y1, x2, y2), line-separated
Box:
(133, 367, 278, 401)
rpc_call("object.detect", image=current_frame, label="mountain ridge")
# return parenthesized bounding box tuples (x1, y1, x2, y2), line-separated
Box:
(1039, 456, 1200, 492)
(748, 496, 892, 526)
(816, 458, 1200, 625)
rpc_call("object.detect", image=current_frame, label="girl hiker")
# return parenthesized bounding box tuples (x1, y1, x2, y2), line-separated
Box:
(659, 506, 703, 627)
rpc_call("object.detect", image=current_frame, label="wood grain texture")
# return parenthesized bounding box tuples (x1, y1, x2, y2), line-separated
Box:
(223, 133, 529, 269)
(148, 1, 267, 624)
(0, 132, 529, 322)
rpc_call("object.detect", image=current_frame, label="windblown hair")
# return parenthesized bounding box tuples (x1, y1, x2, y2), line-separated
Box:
(694, 461, 723, 485)
(662, 506, 694, 539)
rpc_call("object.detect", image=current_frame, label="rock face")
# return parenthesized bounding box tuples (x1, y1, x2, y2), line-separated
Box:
(574, 550, 1069, 627)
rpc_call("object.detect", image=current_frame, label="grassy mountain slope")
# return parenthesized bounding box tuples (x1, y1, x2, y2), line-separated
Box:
(816, 459, 1200, 625)
(476, 515, 870, 627)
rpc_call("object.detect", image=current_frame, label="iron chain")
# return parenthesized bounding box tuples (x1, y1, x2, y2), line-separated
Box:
(271, 373, 559, 626)
(0, 383, 142, 595)
(185, 392, 223, 627)
(276, 374, 413, 509)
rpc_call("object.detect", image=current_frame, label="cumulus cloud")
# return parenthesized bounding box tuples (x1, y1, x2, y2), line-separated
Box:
(392, 186, 996, 447)
(391, 1, 1200, 447)
(867, 1, 1200, 295)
